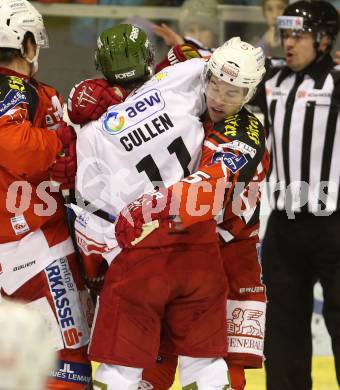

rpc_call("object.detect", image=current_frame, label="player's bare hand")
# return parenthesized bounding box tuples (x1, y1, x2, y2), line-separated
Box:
(152, 23, 184, 46)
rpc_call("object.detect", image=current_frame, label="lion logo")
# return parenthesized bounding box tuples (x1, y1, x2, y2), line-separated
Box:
(228, 308, 264, 337)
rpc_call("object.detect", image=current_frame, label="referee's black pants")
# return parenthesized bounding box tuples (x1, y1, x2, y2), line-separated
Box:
(262, 210, 340, 390)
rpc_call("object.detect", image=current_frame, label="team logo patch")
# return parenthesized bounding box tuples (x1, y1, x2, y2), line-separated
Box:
(212, 151, 248, 173)
(10, 215, 30, 235)
(8, 76, 25, 91)
(227, 307, 264, 337)
(153, 72, 168, 82)
(0, 89, 27, 116)
(50, 360, 92, 385)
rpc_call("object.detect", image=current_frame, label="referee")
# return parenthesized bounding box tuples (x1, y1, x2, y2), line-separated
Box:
(252, 1, 340, 389)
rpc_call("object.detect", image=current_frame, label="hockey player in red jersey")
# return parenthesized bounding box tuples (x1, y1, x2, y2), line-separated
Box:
(66, 28, 268, 389)
(140, 42, 268, 390)
(114, 42, 269, 389)
(0, 1, 92, 388)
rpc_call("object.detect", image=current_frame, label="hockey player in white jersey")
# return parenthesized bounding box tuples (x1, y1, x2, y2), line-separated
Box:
(72, 25, 266, 390)
(75, 25, 228, 390)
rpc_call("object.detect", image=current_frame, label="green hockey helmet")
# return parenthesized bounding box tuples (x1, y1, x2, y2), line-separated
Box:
(95, 24, 154, 85)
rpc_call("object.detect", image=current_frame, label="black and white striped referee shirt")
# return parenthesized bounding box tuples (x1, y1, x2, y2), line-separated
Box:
(254, 54, 340, 215)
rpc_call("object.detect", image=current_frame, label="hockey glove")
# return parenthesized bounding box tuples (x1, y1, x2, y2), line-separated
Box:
(155, 43, 202, 72)
(67, 78, 127, 126)
(115, 187, 175, 248)
(51, 122, 77, 190)
(56, 121, 77, 148)
(50, 140, 77, 190)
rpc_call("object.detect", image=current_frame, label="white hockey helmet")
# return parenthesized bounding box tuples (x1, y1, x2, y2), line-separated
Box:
(207, 37, 266, 103)
(0, 299, 56, 390)
(0, 0, 49, 51)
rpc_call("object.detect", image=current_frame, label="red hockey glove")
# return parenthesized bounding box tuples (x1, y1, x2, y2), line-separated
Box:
(155, 43, 202, 72)
(115, 187, 175, 248)
(50, 138, 77, 190)
(68, 78, 127, 126)
(56, 121, 77, 148)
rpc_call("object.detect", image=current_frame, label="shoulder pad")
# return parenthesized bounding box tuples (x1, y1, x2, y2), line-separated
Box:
(213, 109, 265, 150)
(0, 75, 38, 122)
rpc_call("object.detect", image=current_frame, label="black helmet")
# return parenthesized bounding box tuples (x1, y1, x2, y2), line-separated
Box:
(278, 1, 339, 46)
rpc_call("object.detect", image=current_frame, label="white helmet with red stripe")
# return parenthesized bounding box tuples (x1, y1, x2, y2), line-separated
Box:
(207, 37, 266, 103)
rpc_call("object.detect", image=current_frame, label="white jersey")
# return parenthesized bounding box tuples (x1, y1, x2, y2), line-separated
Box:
(75, 59, 207, 260)
(77, 58, 206, 215)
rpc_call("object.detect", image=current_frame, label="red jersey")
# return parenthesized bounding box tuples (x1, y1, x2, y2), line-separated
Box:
(0, 68, 64, 244)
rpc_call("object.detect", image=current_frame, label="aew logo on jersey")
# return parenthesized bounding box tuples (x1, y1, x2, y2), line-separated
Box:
(103, 111, 126, 134)
(103, 89, 165, 135)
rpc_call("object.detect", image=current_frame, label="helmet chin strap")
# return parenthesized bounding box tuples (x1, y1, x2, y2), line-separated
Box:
(22, 46, 40, 76)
